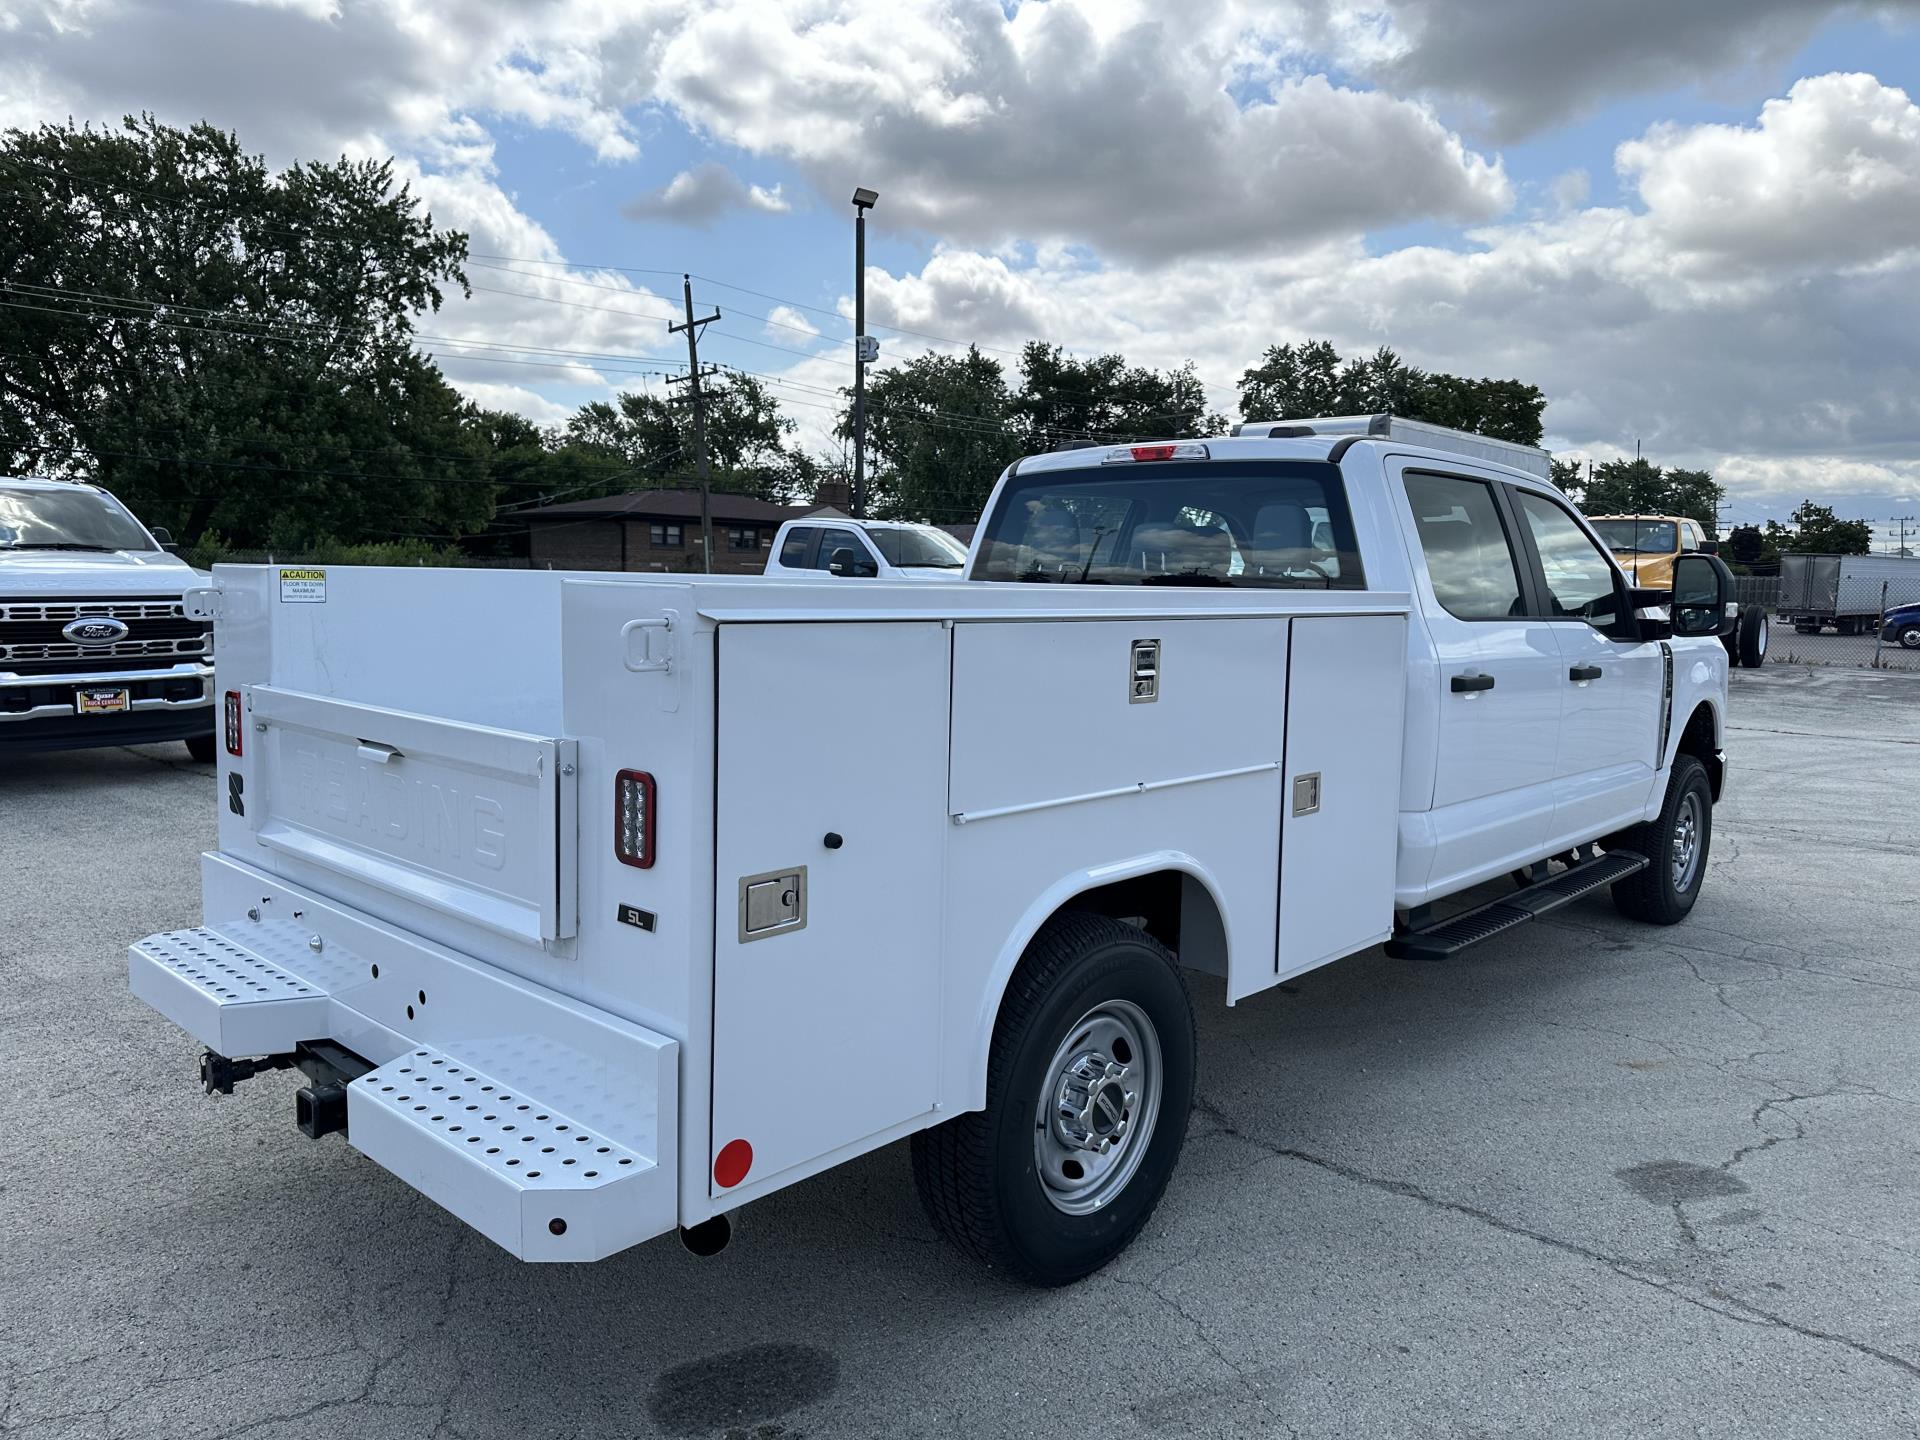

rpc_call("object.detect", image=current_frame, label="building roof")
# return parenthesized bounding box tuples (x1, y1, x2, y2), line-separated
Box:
(519, 488, 806, 524)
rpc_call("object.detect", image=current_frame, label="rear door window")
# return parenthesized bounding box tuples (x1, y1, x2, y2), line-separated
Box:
(973, 460, 1365, 589)
(1402, 473, 1524, 620)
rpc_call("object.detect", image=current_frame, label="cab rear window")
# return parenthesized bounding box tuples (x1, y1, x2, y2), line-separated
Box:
(972, 460, 1366, 589)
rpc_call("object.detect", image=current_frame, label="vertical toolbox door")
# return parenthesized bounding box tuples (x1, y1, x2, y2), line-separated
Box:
(710, 621, 951, 1195)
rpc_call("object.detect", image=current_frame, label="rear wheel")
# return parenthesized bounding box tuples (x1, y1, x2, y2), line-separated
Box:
(1608, 755, 1712, 925)
(1737, 604, 1768, 667)
(911, 911, 1195, 1286)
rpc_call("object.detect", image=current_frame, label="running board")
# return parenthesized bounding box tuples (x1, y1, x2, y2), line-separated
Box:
(1386, 850, 1649, 961)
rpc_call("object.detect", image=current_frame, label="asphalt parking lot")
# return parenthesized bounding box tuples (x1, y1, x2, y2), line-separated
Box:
(4, 665, 1917, 1440)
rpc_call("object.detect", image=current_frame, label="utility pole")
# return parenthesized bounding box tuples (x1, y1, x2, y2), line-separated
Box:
(668, 274, 721, 571)
(1890, 515, 1917, 557)
(850, 186, 879, 518)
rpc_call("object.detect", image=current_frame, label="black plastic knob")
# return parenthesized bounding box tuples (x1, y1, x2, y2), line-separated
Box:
(823, 832, 844, 850)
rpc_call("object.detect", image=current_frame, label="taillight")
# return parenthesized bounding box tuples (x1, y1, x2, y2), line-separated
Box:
(224, 690, 243, 757)
(1102, 442, 1210, 464)
(615, 770, 656, 869)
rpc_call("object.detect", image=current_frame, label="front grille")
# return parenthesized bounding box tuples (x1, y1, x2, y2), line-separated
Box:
(0, 595, 211, 675)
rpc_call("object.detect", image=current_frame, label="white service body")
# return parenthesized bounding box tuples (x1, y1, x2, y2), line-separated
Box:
(127, 434, 1728, 1263)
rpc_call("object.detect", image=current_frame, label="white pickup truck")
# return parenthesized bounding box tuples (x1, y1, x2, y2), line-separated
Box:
(2, 476, 216, 759)
(762, 514, 970, 580)
(126, 417, 1734, 1285)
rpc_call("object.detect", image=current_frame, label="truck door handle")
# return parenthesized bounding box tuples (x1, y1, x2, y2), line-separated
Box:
(1450, 674, 1495, 693)
(1568, 665, 1603, 682)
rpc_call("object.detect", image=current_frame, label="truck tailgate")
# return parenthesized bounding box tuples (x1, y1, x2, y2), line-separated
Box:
(245, 684, 578, 945)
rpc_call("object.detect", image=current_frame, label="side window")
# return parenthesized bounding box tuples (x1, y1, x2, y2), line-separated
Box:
(777, 528, 814, 568)
(812, 528, 869, 571)
(1682, 520, 1703, 551)
(1403, 473, 1524, 620)
(1515, 491, 1621, 627)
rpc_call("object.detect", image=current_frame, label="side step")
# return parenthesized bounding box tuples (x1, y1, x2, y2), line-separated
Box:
(1386, 850, 1649, 961)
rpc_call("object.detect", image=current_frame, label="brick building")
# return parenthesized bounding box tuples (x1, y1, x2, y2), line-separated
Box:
(521, 489, 808, 573)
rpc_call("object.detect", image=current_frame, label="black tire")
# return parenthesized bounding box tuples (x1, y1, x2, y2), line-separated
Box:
(910, 911, 1195, 1286)
(1897, 624, 1920, 651)
(1608, 755, 1712, 925)
(185, 732, 218, 764)
(1737, 604, 1768, 668)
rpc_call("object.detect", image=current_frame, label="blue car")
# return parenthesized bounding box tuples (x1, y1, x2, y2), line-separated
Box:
(1883, 601, 1920, 649)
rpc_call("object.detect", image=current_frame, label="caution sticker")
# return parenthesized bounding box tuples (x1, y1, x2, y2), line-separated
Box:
(279, 566, 327, 603)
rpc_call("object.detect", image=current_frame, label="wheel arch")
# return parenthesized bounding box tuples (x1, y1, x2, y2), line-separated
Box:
(1673, 697, 1723, 801)
(962, 853, 1230, 1111)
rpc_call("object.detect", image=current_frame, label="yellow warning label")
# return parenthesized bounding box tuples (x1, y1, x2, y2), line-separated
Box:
(279, 567, 327, 603)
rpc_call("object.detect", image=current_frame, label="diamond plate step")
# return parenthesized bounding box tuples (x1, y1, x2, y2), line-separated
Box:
(1386, 850, 1649, 961)
(348, 1045, 659, 1261)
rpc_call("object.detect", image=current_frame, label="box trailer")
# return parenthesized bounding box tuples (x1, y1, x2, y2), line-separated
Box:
(1777, 552, 1920, 634)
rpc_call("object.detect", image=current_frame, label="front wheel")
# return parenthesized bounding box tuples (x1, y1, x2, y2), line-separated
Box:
(1608, 755, 1713, 925)
(911, 912, 1195, 1286)
(1897, 624, 1920, 650)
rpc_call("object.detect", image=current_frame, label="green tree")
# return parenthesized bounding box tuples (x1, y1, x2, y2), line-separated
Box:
(1550, 457, 1587, 499)
(856, 346, 1022, 523)
(1766, 500, 1874, 556)
(0, 115, 486, 546)
(1726, 524, 1766, 567)
(1580, 458, 1722, 533)
(1013, 343, 1221, 446)
(561, 371, 797, 502)
(1236, 339, 1545, 446)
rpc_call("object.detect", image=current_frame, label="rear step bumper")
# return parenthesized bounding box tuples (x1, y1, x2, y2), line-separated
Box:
(1386, 850, 1649, 961)
(128, 854, 678, 1262)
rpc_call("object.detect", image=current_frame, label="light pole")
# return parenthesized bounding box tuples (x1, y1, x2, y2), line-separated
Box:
(850, 186, 878, 518)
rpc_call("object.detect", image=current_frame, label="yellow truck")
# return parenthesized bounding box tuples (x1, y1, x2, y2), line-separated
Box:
(1587, 514, 1769, 667)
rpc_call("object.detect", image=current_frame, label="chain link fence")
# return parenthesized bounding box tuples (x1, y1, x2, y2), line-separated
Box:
(1732, 568, 1920, 671)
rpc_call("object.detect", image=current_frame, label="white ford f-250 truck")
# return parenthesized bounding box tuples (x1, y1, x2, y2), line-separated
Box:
(2, 476, 216, 759)
(126, 416, 1734, 1285)
(762, 514, 970, 580)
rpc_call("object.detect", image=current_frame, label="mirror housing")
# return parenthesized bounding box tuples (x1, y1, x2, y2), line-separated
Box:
(151, 525, 179, 553)
(1693, 539, 1719, 556)
(1670, 553, 1733, 638)
(827, 546, 877, 578)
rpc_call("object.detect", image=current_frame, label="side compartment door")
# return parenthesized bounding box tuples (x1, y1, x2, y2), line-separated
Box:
(1395, 467, 1564, 889)
(711, 621, 950, 1197)
(1507, 488, 1664, 843)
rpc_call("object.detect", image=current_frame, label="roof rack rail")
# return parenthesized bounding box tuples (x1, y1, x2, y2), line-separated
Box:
(1050, 440, 1102, 452)
(1229, 413, 1552, 482)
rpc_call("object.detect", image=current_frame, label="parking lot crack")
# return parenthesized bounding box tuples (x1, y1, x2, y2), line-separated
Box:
(1193, 1093, 1920, 1383)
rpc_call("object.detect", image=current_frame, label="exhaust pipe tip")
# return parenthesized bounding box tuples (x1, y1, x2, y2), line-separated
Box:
(679, 1214, 732, 1257)
(296, 1082, 347, 1139)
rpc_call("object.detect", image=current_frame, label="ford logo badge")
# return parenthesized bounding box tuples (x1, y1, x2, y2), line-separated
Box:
(62, 617, 130, 645)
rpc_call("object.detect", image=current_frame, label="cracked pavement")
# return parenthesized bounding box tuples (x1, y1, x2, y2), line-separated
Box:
(3, 665, 1917, 1438)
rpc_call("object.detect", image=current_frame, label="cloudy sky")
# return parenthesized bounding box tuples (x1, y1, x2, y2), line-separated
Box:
(5, 0, 1920, 539)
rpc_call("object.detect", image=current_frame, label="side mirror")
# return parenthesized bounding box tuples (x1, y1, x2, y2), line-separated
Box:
(828, 546, 877, 578)
(151, 526, 178, 553)
(1670, 553, 1732, 637)
(1694, 539, 1719, 556)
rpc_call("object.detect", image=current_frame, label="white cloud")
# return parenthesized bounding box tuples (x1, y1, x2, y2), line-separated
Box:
(764, 304, 819, 339)
(851, 73, 1920, 510)
(650, 0, 1512, 262)
(1306, 0, 1920, 140)
(623, 163, 792, 225)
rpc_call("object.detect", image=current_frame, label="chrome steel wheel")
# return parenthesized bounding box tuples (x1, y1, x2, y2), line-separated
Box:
(1900, 626, 1920, 650)
(1671, 791, 1703, 893)
(1033, 999, 1163, 1216)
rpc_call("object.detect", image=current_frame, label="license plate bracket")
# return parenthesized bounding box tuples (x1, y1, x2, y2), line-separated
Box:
(75, 687, 132, 715)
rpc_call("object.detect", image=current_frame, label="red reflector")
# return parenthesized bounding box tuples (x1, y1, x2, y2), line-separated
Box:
(1131, 445, 1179, 462)
(223, 690, 243, 757)
(614, 769, 657, 869)
(714, 1138, 753, 1189)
